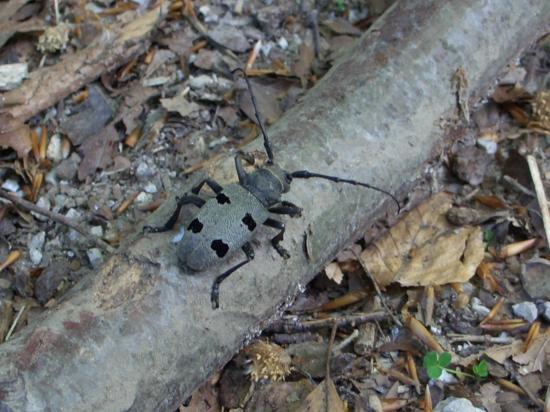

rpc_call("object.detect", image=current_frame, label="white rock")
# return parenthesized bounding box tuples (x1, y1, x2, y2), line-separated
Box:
(143, 182, 157, 194)
(29, 232, 46, 265)
(87, 248, 103, 268)
(477, 138, 497, 155)
(471, 297, 490, 317)
(46, 134, 64, 162)
(90, 226, 103, 237)
(135, 192, 152, 204)
(65, 208, 82, 221)
(512, 301, 538, 323)
(31, 197, 51, 221)
(434, 397, 484, 412)
(1, 178, 20, 192)
(0, 63, 28, 91)
(277, 37, 288, 49)
(135, 163, 153, 180)
(438, 370, 458, 384)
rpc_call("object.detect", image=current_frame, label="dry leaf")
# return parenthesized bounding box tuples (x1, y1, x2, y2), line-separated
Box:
(513, 335, 550, 375)
(325, 262, 344, 284)
(0, 113, 32, 157)
(299, 378, 345, 412)
(484, 339, 523, 364)
(360, 192, 484, 287)
(160, 95, 200, 118)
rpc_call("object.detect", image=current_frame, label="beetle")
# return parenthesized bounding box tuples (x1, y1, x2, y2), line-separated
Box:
(146, 68, 400, 309)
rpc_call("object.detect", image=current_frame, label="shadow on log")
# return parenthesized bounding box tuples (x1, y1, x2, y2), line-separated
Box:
(0, 1, 549, 410)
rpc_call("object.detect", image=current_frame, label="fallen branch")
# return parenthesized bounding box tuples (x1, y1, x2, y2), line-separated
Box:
(0, 1, 548, 411)
(0, 6, 165, 121)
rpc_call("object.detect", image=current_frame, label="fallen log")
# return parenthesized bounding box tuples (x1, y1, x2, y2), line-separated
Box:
(0, 1, 548, 410)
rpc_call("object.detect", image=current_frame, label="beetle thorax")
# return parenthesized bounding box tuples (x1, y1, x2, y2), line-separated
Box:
(240, 164, 290, 207)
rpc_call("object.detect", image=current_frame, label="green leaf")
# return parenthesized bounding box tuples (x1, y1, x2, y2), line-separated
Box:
(473, 360, 488, 378)
(427, 365, 443, 379)
(439, 352, 452, 368)
(423, 351, 438, 368)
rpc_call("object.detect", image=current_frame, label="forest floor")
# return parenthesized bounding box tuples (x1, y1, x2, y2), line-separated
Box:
(0, 0, 549, 410)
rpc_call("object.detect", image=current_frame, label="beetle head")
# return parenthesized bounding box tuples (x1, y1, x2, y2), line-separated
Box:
(241, 163, 291, 207)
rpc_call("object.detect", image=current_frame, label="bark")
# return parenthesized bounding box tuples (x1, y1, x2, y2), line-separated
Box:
(0, 1, 548, 410)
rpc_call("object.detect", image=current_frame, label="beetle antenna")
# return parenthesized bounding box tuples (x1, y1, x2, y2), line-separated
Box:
(290, 170, 401, 213)
(232, 68, 274, 164)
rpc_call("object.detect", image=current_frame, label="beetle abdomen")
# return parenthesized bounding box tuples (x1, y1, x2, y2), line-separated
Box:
(176, 184, 269, 271)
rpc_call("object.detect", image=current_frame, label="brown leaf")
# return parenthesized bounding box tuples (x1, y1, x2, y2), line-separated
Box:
(513, 335, 550, 375)
(77, 125, 117, 180)
(360, 192, 484, 287)
(299, 378, 345, 412)
(0, 112, 31, 157)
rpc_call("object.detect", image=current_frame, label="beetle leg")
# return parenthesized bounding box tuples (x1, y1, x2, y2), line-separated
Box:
(143, 195, 205, 233)
(263, 218, 290, 259)
(268, 201, 302, 218)
(191, 179, 223, 195)
(211, 242, 255, 309)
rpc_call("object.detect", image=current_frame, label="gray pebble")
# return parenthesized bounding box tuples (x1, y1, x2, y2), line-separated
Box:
(512, 301, 538, 323)
(87, 248, 103, 268)
(29, 232, 46, 265)
(434, 397, 484, 412)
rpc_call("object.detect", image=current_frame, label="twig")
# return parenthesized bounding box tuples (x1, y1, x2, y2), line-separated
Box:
(527, 155, 550, 248)
(0, 189, 115, 253)
(447, 333, 514, 344)
(265, 311, 388, 333)
(54, 0, 61, 25)
(5, 304, 26, 341)
(503, 175, 535, 197)
(325, 322, 337, 412)
(333, 329, 359, 353)
(354, 250, 403, 327)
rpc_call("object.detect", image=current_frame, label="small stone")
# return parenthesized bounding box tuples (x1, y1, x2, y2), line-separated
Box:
(521, 258, 550, 300)
(143, 182, 157, 194)
(512, 301, 538, 323)
(35, 260, 69, 304)
(65, 208, 82, 221)
(87, 248, 103, 268)
(452, 145, 492, 186)
(540, 302, 550, 322)
(208, 25, 249, 53)
(1, 178, 20, 192)
(53, 194, 75, 212)
(90, 226, 103, 237)
(31, 197, 51, 221)
(135, 192, 153, 204)
(0, 63, 28, 91)
(477, 138, 497, 155)
(46, 134, 64, 162)
(29, 232, 46, 265)
(135, 163, 153, 180)
(277, 37, 288, 50)
(470, 297, 490, 318)
(434, 397, 484, 412)
(55, 153, 80, 181)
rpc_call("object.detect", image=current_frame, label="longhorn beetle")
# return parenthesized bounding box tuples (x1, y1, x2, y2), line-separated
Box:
(146, 68, 400, 309)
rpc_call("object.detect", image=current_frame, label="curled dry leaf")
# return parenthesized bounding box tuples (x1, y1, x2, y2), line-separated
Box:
(512, 335, 550, 375)
(360, 192, 484, 287)
(324, 262, 344, 284)
(299, 378, 345, 412)
(0, 113, 31, 157)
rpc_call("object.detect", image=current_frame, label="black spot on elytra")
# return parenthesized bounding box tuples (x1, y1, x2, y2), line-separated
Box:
(188, 218, 203, 233)
(211, 239, 229, 258)
(242, 213, 256, 231)
(216, 193, 231, 204)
